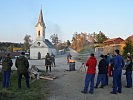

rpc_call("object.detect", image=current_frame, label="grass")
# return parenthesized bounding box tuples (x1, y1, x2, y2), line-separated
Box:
(0, 71, 46, 100)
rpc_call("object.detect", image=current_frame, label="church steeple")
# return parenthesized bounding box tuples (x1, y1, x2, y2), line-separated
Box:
(36, 8, 45, 27)
(35, 8, 46, 41)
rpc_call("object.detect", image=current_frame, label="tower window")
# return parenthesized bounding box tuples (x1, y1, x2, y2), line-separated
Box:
(38, 31, 40, 37)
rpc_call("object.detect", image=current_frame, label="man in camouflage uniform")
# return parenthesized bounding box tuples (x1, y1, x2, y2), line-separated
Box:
(45, 53, 52, 72)
(15, 52, 30, 89)
(2, 53, 13, 89)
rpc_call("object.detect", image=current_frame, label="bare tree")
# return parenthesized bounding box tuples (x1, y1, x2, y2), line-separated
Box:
(23, 34, 32, 52)
(50, 34, 59, 46)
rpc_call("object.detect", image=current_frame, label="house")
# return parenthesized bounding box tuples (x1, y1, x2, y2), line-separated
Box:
(103, 37, 125, 54)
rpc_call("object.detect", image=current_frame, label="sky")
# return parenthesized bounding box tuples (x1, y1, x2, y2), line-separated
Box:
(0, 0, 133, 43)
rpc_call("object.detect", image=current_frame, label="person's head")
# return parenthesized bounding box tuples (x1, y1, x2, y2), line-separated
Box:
(90, 53, 94, 57)
(104, 55, 107, 59)
(21, 52, 25, 55)
(114, 49, 120, 55)
(47, 53, 49, 55)
(127, 52, 131, 56)
(100, 54, 104, 58)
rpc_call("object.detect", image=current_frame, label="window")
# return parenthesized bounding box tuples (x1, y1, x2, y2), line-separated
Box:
(37, 42, 41, 46)
(38, 31, 40, 37)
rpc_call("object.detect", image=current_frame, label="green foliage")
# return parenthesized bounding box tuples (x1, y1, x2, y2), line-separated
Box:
(0, 42, 23, 52)
(122, 39, 133, 58)
(96, 31, 108, 43)
(0, 71, 43, 100)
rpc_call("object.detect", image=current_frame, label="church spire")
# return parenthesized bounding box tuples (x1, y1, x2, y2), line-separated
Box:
(36, 8, 45, 27)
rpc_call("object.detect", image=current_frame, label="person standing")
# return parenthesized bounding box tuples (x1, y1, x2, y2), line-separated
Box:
(15, 52, 30, 89)
(67, 53, 72, 64)
(81, 53, 97, 94)
(45, 53, 52, 72)
(110, 49, 124, 94)
(2, 53, 13, 89)
(51, 53, 55, 67)
(95, 55, 106, 88)
(125, 56, 132, 88)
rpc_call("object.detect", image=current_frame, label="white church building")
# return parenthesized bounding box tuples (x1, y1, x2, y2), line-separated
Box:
(30, 9, 56, 59)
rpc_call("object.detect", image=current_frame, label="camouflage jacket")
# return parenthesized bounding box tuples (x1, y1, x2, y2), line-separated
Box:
(15, 55, 29, 73)
(2, 57, 13, 72)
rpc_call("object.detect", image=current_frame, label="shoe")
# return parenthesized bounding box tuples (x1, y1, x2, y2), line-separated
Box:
(117, 91, 122, 93)
(125, 86, 132, 88)
(89, 91, 93, 94)
(110, 91, 117, 94)
(99, 86, 104, 88)
(81, 91, 87, 94)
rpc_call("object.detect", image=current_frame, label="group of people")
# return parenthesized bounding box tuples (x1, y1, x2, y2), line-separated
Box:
(1, 52, 56, 90)
(45, 53, 56, 72)
(2, 52, 30, 89)
(81, 49, 132, 94)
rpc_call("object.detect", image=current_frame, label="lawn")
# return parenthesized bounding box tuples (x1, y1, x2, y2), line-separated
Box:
(0, 71, 48, 100)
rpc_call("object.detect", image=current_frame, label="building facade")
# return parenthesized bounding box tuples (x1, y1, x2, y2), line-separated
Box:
(30, 9, 56, 59)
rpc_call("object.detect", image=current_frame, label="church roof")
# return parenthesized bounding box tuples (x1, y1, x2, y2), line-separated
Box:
(36, 9, 45, 27)
(44, 39, 55, 48)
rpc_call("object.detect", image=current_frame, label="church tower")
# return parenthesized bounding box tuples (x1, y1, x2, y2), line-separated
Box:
(35, 9, 46, 41)
(30, 8, 56, 59)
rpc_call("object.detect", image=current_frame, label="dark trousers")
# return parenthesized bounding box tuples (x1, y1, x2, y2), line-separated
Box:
(18, 72, 30, 88)
(3, 71, 11, 88)
(84, 74, 95, 93)
(126, 70, 132, 87)
(96, 74, 106, 86)
(46, 65, 51, 72)
(105, 73, 108, 85)
(112, 70, 122, 93)
(52, 61, 55, 67)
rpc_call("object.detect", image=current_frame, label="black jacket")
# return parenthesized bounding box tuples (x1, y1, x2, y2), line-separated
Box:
(125, 60, 132, 71)
(98, 58, 107, 74)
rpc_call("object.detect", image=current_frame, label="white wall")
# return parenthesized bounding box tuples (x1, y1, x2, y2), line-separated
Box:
(30, 47, 57, 59)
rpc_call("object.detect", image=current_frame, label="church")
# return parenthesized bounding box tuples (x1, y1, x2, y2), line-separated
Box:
(30, 9, 56, 59)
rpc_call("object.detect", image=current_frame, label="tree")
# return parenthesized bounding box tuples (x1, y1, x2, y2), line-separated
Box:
(92, 31, 108, 43)
(122, 39, 133, 58)
(23, 34, 32, 52)
(71, 32, 89, 52)
(66, 40, 71, 48)
(50, 34, 59, 46)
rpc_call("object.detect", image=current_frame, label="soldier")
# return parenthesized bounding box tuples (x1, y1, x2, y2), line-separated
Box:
(15, 52, 30, 89)
(51, 53, 55, 67)
(2, 53, 13, 89)
(45, 53, 52, 72)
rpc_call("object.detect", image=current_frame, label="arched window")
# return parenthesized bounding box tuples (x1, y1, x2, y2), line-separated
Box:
(37, 42, 41, 46)
(38, 31, 40, 37)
